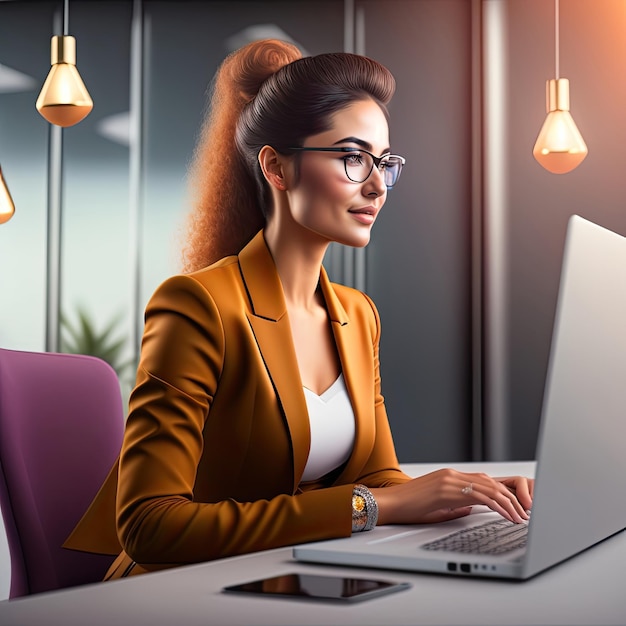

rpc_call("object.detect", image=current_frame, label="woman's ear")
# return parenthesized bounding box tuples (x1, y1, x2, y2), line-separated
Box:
(258, 145, 287, 191)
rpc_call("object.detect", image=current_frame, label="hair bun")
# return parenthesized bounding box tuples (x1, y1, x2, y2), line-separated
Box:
(228, 39, 302, 102)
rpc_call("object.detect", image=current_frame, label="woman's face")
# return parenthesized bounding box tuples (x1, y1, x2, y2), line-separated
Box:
(283, 98, 391, 248)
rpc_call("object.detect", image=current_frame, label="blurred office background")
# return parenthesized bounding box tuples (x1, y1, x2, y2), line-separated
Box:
(1, 0, 626, 468)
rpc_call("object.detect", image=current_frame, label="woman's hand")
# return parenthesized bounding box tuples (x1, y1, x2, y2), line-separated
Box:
(495, 475, 534, 512)
(370, 469, 534, 526)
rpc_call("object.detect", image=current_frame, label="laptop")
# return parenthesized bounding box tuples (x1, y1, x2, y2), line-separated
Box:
(294, 215, 626, 580)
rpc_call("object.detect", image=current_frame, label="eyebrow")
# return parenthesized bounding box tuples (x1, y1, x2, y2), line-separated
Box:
(331, 136, 392, 155)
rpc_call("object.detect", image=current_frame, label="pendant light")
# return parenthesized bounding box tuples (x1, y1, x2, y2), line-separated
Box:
(36, 0, 93, 127)
(532, 0, 587, 174)
(0, 165, 16, 224)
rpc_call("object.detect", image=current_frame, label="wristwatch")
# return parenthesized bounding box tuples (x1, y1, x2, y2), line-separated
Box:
(351, 484, 379, 532)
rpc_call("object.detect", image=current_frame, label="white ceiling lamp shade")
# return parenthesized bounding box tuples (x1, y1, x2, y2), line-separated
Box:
(532, 0, 587, 174)
(95, 111, 130, 146)
(0, 64, 38, 94)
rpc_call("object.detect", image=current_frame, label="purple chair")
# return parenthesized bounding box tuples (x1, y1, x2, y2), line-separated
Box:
(0, 348, 125, 598)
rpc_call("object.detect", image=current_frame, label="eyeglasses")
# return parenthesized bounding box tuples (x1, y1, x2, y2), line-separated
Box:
(288, 147, 406, 189)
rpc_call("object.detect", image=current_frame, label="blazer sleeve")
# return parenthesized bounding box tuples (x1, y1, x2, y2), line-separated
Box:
(116, 274, 354, 567)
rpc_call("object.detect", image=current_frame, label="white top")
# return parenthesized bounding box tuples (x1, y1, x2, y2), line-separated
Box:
(301, 373, 355, 482)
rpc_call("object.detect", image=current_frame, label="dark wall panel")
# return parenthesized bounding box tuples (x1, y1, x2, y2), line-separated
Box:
(362, 0, 473, 462)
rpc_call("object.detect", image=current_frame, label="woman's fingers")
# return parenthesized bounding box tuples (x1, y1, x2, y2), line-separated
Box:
(458, 484, 521, 523)
(496, 476, 534, 511)
(456, 473, 530, 523)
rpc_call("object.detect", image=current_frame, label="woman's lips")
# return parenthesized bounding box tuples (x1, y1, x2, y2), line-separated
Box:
(348, 206, 377, 225)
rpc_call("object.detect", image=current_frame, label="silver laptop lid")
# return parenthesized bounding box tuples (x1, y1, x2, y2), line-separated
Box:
(523, 215, 626, 578)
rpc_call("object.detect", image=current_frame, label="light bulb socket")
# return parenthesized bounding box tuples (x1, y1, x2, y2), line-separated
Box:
(51, 35, 76, 66)
(547, 78, 570, 112)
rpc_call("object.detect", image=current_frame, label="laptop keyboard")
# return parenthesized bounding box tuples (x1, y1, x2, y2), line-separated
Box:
(421, 518, 529, 556)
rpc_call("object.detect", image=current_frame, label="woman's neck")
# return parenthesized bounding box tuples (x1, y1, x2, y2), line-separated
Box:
(263, 222, 328, 311)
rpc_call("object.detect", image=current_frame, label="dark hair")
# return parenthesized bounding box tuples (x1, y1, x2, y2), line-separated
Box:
(182, 40, 395, 272)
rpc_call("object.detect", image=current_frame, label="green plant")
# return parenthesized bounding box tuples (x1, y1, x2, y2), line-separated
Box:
(60, 306, 136, 380)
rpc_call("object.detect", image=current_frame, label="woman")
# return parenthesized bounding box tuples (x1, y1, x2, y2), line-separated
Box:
(65, 39, 532, 579)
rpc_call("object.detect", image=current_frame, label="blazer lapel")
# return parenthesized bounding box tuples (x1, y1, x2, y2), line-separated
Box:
(239, 232, 376, 488)
(239, 232, 311, 489)
(319, 271, 376, 483)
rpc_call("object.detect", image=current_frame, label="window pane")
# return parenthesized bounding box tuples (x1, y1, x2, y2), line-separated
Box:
(61, 1, 133, 388)
(0, 2, 56, 350)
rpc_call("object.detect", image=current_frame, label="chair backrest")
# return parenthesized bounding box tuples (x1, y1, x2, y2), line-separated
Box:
(0, 348, 125, 598)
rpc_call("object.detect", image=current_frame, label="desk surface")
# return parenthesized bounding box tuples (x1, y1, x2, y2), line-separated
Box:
(1, 462, 624, 626)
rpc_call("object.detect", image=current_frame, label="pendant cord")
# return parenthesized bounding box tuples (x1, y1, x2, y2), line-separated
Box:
(554, 0, 560, 79)
(63, 0, 69, 36)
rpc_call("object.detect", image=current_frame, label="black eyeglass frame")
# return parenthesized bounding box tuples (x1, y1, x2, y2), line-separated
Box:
(288, 147, 406, 188)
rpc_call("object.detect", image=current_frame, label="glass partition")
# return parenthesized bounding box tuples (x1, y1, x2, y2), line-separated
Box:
(0, 2, 56, 350)
(61, 1, 134, 391)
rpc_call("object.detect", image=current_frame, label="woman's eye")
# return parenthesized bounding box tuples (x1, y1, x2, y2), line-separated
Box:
(344, 153, 365, 167)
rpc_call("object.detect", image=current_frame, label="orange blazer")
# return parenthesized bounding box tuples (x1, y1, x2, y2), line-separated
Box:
(65, 231, 410, 573)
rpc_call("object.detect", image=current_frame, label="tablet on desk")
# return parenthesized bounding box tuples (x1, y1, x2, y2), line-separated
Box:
(223, 572, 411, 603)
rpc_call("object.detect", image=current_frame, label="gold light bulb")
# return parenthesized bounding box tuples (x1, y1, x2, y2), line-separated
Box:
(0, 165, 16, 225)
(533, 79, 587, 175)
(36, 35, 93, 127)
(0, 167, 15, 224)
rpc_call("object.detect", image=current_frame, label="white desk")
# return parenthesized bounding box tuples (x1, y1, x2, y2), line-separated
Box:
(1, 462, 624, 626)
